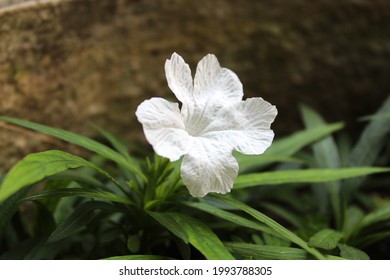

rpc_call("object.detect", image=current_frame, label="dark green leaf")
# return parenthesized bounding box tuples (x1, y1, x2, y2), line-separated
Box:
(338, 244, 370, 260)
(211, 194, 325, 260)
(23, 188, 133, 205)
(343, 206, 364, 240)
(148, 211, 234, 260)
(225, 242, 309, 260)
(300, 104, 342, 224)
(127, 234, 141, 253)
(183, 201, 281, 237)
(0, 187, 31, 237)
(345, 95, 390, 190)
(359, 204, 390, 229)
(308, 229, 343, 250)
(47, 201, 116, 243)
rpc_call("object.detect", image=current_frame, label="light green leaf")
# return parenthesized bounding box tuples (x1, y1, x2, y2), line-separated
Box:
(234, 167, 390, 189)
(308, 229, 343, 250)
(0, 150, 123, 202)
(338, 244, 370, 260)
(148, 211, 234, 260)
(225, 242, 309, 260)
(0, 116, 146, 181)
(211, 194, 325, 260)
(236, 123, 343, 173)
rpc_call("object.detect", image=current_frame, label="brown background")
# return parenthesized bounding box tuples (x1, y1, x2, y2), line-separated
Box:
(1, 0, 389, 172)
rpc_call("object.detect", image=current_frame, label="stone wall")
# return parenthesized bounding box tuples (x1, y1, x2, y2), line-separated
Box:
(1, 0, 389, 171)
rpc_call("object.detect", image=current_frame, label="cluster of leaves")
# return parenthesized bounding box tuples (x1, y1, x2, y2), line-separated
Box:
(0, 96, 389, 260)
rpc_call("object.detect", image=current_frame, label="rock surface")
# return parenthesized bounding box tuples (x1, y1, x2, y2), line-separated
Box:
(1, 0, 389, 171)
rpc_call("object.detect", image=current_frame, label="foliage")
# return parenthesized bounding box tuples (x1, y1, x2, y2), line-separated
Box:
(0, 96, 389, 260)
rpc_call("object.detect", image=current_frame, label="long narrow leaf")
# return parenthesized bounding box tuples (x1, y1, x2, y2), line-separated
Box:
(0, 117, 146, 181)
(345, 95, 390, 190)
(148, 211, 234, 260)
(23, 188, 133, 205)
(234, 167, 390, 189)
(0, 187, 31, 237)
(0, 150, 124, 202)
(300, 104, 342, 226)
(225, 242, 309, 260)
(47, 201, 116, 243)
(211, 194, 325, 259)
(183, 201, 283, 238)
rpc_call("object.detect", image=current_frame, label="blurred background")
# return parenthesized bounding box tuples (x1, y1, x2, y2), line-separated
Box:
(0, 0, 389, 171)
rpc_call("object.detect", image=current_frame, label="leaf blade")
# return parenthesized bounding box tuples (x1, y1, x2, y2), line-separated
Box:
(148, 211, 234, 260)
(234, 167, 390, 189)
(308, 229, 343, 250)
(0, 117, 146, 181)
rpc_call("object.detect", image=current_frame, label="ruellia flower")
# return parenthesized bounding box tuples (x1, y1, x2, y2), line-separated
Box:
(136, 53, 277, 197)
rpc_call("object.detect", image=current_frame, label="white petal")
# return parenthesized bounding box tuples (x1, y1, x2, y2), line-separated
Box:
(202, 97, 277, 155)
(136, 97, 191, 161)
(165, 53, 194, 104)
(193, 54, 243, 107)
(180, 138, 238, 197)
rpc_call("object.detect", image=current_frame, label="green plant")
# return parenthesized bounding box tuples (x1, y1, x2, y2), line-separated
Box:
(0, 95, 389, 260)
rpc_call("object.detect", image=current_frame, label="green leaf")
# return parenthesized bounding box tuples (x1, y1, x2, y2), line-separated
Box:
(345, 95, 390, 190)
(234, 167, 390, 189)
(359, 204, 390, 229)
(308, 229, 343, 250)
(0, 187, 31, 237)
(262, 232, 292, 247)
(103, 255, 173, 260)
(127, 234, 141, 253)
(0, 150, 123, 202)
(356, 231, 390, 247)
(300, 104, 342, 225)
(211, 194, 325, 260)
(300, 104, 341, 170)
(47, 201, 116, 243)
(338, 244, 370, 260)
(225, 242, 309, 260)
(23, 188, 133, 205)
(183, 201, 283, 238)
(343, 206, 364, 241)
(236, 123, 344, 173)
(0, 116, 146, 181)
(148, 211, 234, 260)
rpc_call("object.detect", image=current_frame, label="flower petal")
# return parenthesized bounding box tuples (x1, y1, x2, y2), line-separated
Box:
(136, 97, 191, 161)
(194, 54, 243, 106)
(202, 97, 277, 155)
(180, 138, 238, 197)
(165, 52, 194, 104)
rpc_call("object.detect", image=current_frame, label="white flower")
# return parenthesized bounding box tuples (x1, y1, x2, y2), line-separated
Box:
(136, 53, 277, 197)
